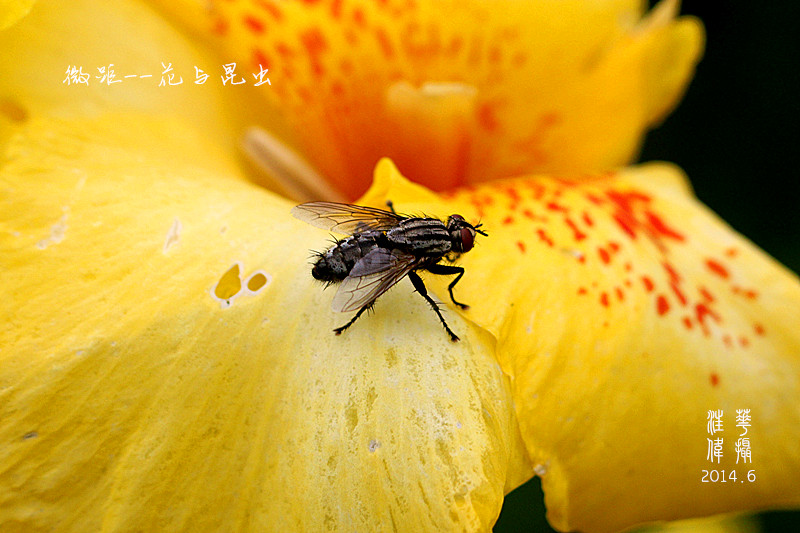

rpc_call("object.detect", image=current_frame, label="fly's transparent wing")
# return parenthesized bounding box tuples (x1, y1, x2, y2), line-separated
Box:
(291, 202, 403, 235)
(332, 250, 418, 313)
(348, 247, 399, 277)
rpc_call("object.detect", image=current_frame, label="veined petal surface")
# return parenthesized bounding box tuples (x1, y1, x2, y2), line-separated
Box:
(0, 116, 531, 531)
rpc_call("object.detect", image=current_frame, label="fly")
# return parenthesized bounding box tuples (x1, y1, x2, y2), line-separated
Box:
(291, 201, 487, 341)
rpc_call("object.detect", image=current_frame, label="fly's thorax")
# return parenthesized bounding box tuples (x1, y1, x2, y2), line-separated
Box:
(385, 218, 452, 255)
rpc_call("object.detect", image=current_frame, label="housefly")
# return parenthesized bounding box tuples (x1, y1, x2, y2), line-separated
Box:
(291, 201, 487, 341)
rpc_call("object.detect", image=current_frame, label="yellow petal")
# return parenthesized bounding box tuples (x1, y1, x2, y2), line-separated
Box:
(369, 161, 800, 531)
(0, 0, 34, 30)
(0, 0, 254, 154)
(160, 0, 703, 196)
(0, 115, 532, 530)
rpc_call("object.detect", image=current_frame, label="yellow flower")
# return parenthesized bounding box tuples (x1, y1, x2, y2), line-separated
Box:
(157, 0, 703, 199)
(1, 2, 799, 533)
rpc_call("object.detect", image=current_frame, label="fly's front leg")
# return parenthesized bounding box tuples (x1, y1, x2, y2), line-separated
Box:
(386, 200, 397, 215)
(425, 264, 468, 309)
(408, 271, 459, 342)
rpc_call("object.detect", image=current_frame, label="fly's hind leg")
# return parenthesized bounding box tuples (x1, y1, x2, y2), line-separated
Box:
(333, 302, 375, 336)
(408, 271, 459, 342)
(425, 264, 468, 309)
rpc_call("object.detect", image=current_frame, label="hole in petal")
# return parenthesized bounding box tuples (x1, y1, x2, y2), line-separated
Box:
(212, 263, 243, 308)
(245, 271, 271, 293)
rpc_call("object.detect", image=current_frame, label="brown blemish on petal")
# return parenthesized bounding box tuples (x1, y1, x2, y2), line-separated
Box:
(0, 98, 28, 122)
(709, 373, 720, 387)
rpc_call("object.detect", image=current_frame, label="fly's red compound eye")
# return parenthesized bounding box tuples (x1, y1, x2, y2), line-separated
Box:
(460, 227, 475, 252)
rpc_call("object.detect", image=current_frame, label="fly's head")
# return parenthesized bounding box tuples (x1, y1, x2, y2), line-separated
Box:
(446, 214, 488, 254)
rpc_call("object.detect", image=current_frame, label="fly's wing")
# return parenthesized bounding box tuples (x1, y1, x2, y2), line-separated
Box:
(291, 202, 403, 235)
(331, 248, 418, 313)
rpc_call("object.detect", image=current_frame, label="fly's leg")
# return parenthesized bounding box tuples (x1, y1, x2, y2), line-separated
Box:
(333, 302, 375, 336)
(425, 264, 468, 309)
(386, 200, 397, 214)
(408, 271, 459, 342)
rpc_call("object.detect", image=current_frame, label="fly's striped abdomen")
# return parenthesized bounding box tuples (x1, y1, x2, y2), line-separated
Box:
(385, 218, 452, 255)
(312, 231, 382, 282)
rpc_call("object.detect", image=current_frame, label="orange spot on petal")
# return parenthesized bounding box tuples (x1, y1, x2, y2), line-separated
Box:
(705, 259, 730, 279)
(656, 294, 670, 316)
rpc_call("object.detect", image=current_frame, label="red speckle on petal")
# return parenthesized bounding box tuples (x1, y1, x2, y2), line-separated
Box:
(710, 373, 720, 387)
(537, 229, 554, 247)
(682, 316, 693, 330)
(212, 17, 229, 36)
(582, 211, 594, 227)
(352, 8, 366, 27)
(732, 286, 759, 299)
(447, 36, 464, 57)
(613, 214, 636, 240)
(696, 303, 721, 328)
(243, 14, 266, 34)
(577, 287, 587, 295)
(502, 216, 514, 225)
(754, 323, 765, 336)
(300, 28, 328, 77)
(725, 247, 738, 258)
(375, 28, 395, 58)
(723, 334, 732, 347)
(600, 292, 610, 307)
(615, 287, 625, 301)
(699, 286, 715, 302)
(739, 336, 750, 348)
(670, 282, 688, 306)
(330, 0, 343, 18)
(478, 103, 500, 132)
(644, 210, 685, 241)
(663, 262, 681, 284)
(252, 49, 271, 70)
(705, 259, 730, 279)
(565, 217, 586, 241)
(586, 193, 604, 206)
(656, 295, 670, 315)
(642, 276, 654, 292)
(546, 202, 569, 213)
(598, 247, 610, 265)
(516, 240, 526, 253)
(255, 0, 283, 20)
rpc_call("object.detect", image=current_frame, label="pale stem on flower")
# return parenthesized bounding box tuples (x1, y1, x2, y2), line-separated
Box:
(243, 127, 347, 203)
